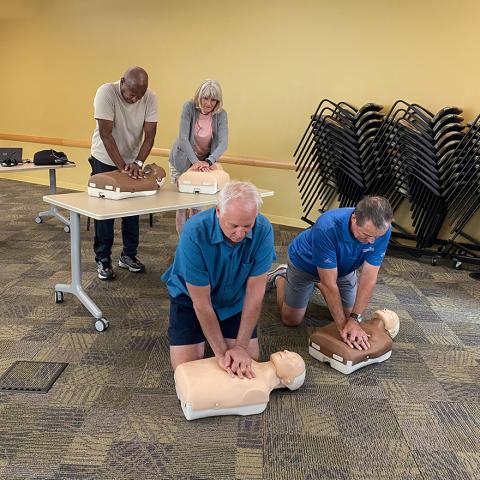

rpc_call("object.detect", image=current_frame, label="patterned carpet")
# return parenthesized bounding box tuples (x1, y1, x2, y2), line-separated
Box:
(0, 178, 479, 480)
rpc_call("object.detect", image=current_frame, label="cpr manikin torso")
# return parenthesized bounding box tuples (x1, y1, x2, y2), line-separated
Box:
(177, 163, 230, 194)
(309, 309, 400, 374)
(87, 163, 166, 200)
(174, 350, 306, 420)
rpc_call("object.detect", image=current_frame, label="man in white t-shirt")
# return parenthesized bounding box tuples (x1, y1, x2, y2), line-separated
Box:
(90, 66, 158, 280)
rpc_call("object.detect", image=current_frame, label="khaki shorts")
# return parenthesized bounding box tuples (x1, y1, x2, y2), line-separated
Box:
(284, 257, 358, 309)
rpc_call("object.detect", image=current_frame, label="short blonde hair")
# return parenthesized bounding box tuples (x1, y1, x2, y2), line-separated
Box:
(193, 79, 223, 114)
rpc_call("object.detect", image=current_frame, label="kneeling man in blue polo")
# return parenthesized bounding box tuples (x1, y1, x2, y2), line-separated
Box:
(268, 196, 393, 352)
(162, 181, 275, 379)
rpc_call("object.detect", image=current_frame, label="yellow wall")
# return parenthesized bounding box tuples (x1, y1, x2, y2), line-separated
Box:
(1, 0, 480, 236)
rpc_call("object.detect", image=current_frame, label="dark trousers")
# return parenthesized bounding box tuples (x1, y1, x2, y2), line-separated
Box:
(91, 157, 140, 262)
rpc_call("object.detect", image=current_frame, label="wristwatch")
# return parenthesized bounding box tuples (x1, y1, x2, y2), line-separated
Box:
(349, 312, 363, 322)
(205, 159, 213, 166)
(134, 160, 143, 168)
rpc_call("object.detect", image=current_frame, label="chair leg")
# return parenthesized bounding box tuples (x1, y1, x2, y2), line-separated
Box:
(87, 217, 91, 231)
(149, 213, 153, 228)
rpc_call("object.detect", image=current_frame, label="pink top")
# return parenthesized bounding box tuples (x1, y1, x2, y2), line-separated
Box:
(193, 112, 213, 161)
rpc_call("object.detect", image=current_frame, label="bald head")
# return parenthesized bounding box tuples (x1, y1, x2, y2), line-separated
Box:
(120, 66, 148, 103)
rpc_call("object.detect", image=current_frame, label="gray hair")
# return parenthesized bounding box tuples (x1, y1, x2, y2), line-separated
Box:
(354, 196, 393, 230)
(218, 181, 263, 215)
(193, 79, 223, 114)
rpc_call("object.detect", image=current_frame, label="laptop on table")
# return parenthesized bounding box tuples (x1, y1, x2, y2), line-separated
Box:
(0, 148, 23, 167)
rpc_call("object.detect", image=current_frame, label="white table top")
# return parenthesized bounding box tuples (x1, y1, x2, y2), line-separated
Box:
(44, 184, 274, 220)
(0, 162, 76, 173)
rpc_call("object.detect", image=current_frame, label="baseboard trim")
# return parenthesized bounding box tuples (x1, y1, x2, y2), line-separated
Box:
(264, 213, 306, 229)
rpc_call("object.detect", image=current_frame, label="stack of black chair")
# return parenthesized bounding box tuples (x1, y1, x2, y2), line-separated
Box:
(294, 99, 354, 223)
(362, 102, 412, 212)
(294, 99, 384, 224)
(405, 105, 465, 248)
(358, 100, 466, 250)
(443, 115, 480, 267)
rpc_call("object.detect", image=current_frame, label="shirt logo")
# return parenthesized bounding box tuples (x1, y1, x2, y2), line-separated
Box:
(323, 258, 333, 264)
(362, 247, 374, 253)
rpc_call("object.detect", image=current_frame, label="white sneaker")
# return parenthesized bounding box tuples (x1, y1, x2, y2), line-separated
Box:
(266, 264, 287, 291)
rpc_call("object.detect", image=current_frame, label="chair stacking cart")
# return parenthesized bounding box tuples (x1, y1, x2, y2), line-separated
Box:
(294, 99, 480, 274)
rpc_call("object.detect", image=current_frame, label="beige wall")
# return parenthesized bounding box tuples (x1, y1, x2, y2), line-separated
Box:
(1, 0, 479, 236)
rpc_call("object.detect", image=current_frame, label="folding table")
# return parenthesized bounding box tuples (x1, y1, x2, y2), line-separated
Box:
(43, 184, 274, 331)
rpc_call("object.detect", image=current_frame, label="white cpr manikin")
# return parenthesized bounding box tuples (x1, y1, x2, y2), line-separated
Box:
(309, 309, 400, 374)
(87, 163, 166, 200)
(177, 163, 230, 194)
(174, 350, 306, 420)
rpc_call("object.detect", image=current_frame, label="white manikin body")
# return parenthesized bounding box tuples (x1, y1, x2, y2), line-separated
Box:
(177, 163, 230, 194)
(174, 351, 306, 420)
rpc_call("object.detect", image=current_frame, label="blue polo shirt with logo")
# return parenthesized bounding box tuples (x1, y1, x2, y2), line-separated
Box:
(161, 207, 276, 320)
(288, 208, 391, 278)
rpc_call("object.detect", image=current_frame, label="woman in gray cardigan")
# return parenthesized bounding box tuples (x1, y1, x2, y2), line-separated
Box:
(169, 79, 228, 234)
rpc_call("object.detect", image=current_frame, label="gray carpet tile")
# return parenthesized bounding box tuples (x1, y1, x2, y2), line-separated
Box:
(0, 178, 479, 479)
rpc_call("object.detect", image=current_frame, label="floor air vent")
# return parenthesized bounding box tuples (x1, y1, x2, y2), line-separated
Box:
(0, 361, 68, 393)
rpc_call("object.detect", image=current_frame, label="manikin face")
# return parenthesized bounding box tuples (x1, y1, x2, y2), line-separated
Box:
(350, 213, 389, 244)
(216, 199, 257, 244)
(271, 350, 305, 385)
(199, 96, 218, 114)
(120, 78, 147, 104)
(376, 309, 400, 338)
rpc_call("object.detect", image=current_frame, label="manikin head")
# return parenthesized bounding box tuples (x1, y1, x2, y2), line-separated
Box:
(143, 163, 166, 185)
(216, 181, 262, 244)
(270, 350, 306, 390)
(372, 309, 400, 338)
(350, 196, 393, 244)
(120, 66, 149, 104)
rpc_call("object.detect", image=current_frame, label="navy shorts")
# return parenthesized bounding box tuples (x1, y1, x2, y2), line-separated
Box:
(168, 294, 258, 346)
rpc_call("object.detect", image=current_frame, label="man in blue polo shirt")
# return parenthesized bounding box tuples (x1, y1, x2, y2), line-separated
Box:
(267, 196, 393, 351)
(162, 181, 275, 379)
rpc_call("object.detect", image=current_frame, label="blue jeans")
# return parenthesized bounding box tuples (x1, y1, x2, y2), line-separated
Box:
(90, 157, 139, 262)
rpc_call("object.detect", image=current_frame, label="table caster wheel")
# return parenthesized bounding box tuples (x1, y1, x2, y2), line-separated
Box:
(64, 225, 70, 233)
(35, 216, 43, 224)
(95, 318, 109, 332)
(452, 259, 462, 270)
(431, 256, 438, 266)
(55, 291, 64, 304)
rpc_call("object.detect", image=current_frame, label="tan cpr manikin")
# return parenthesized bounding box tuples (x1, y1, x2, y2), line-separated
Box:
(174, 350, 306, 420)
(309, 309, 400, 374)
(177, 163, 230, 194)
(87, 163, 167, 200)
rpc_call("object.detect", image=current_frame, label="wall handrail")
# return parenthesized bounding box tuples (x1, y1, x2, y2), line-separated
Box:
(0, 132, 296, 171)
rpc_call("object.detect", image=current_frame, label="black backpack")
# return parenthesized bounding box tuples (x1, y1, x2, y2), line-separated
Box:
(33, 149, 72, 166)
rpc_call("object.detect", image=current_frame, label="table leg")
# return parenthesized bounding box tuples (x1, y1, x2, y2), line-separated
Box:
(35, 169, 71, 232)
(54, 211, 109, 331)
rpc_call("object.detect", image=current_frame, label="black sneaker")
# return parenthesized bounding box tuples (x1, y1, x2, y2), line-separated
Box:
(118, 254, 146, 273)
(97, 258, 115, 280)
